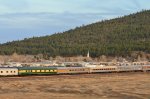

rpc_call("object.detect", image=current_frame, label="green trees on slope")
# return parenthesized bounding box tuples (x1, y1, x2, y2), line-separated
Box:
(0, 10, 150, 57)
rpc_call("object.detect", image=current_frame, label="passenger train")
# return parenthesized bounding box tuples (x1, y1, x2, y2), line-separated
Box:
(0, 65, 150, 76)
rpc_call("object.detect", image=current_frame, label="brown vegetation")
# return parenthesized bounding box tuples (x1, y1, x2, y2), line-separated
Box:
(0, 73, 149, 99)
(0, 51, 150, 64)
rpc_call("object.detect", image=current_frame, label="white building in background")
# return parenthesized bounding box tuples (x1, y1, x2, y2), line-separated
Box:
(7, 62, 22, 67)
(87, 51, 90, 58)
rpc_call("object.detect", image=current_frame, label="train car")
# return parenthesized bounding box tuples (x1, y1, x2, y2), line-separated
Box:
(18, 67, 57, 75)
(57, 67, 89, 74)
(89, 66, 117, 73)
(117, 65, 142, 72)
(0, 67, 18, 76)
(142, 65, 150, 71)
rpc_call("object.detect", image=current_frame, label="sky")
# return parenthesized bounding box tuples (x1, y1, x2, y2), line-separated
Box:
(0, 0, 150, 43)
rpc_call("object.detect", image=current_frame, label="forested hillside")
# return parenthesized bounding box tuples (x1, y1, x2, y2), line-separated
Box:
(0, 10, 150, 57)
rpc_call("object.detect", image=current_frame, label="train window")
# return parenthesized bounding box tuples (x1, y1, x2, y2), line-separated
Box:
(50, 70, 53, 72)
(19, 70, 26, 73)
(32, 70, 36, 72)
(37, 70, 40, 72)
(1, 71, 3, 73)
(6, 71, 8, 73)
(54, 70, 57, 72)
(41, 70, 45, 72)
(14, 71, 16, 73)
(10, 71, 13, 73)
(45, 70, 48, 72)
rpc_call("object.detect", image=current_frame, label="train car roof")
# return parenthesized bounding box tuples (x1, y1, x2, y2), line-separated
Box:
(57, 67, 88, 69)
(0, 67, 18, 69)
(17, 66, 57, 70)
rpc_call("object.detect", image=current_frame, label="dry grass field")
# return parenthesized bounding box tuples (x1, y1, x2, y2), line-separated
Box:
(0, 73, 150, 99)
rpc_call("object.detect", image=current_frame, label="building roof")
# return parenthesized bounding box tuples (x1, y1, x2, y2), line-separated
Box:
(17, 66, 57, 70)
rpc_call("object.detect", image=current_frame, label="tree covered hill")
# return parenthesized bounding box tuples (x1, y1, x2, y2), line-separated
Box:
(0, 10, 150, 57)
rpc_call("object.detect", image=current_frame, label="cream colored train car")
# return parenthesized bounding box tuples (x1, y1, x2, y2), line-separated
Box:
(0, 67, 18, 76)
(89, 66, 117, 73)
(57, 67, 90, 74)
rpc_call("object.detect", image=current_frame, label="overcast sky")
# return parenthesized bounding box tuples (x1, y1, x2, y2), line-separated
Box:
(0, 0, 150, 43)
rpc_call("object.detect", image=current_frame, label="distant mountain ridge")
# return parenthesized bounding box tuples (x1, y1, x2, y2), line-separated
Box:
(0, 10, 150, 57)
